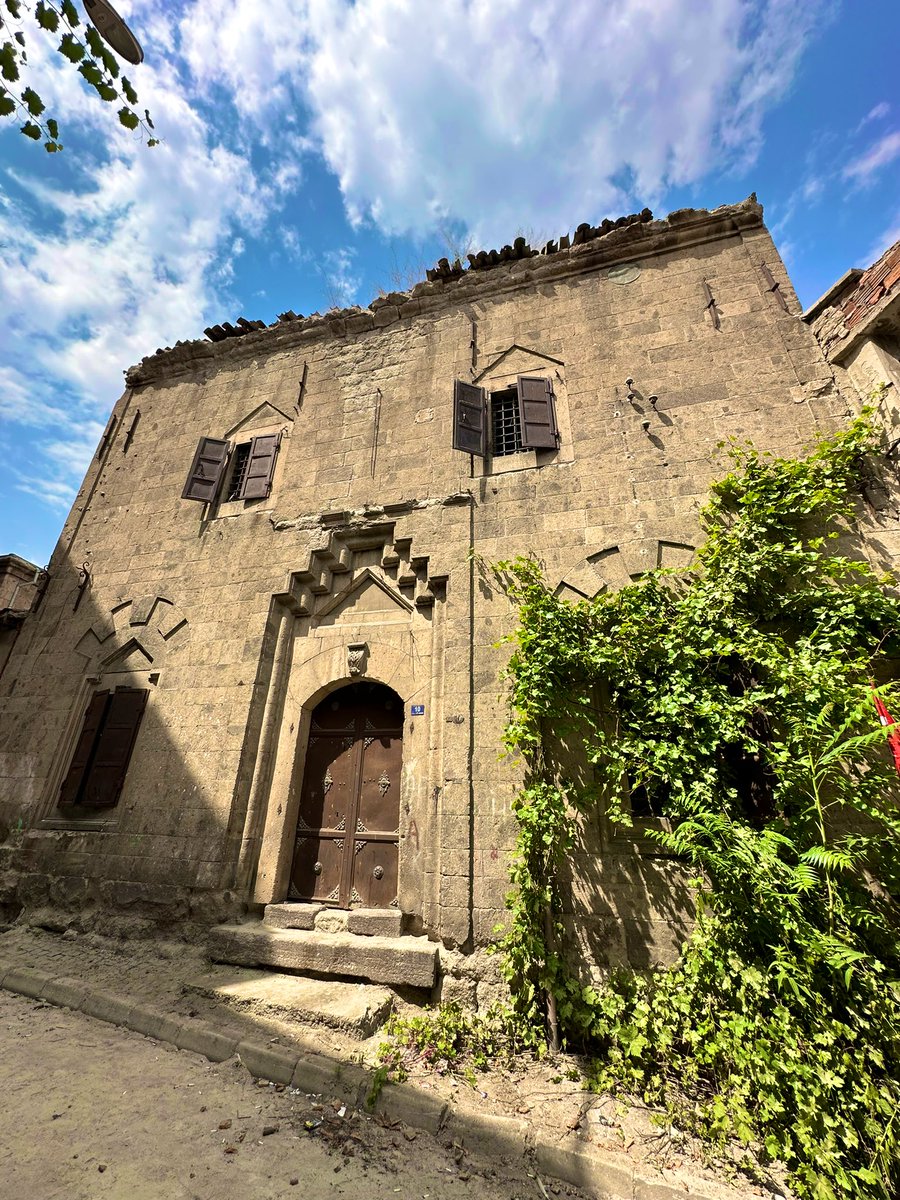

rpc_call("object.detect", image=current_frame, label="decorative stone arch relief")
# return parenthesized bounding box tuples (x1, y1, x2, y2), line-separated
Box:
(554, 540, 696, 602)
(74, 594, 189, 674)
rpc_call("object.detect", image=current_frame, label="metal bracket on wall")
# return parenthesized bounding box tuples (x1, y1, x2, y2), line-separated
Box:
(97, 414, 118, 459)
(72, 562, 92, 613)
(370, 390, 382, 478)
(760, 263, 789, 312)
(702, 280, 721, 330)
(123, 408, 141, 453)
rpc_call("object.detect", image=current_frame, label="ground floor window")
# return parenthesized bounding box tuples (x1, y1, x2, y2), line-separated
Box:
(58, 686, 148, 811)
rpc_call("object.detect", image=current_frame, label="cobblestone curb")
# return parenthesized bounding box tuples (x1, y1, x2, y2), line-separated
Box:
(1, 960, 723, 1200)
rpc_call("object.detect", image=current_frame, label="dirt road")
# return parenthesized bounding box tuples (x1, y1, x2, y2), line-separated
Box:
(0, 990, 575, 1200)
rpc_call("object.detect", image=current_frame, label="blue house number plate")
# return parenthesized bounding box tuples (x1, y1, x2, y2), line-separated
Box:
(410, 704, 425, 716)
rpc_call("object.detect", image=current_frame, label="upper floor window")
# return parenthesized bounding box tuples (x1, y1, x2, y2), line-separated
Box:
(453, 375, 559, 460)
(181, 433, 281, 505)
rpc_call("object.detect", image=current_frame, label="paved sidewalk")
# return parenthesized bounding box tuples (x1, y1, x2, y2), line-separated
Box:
(0, 924, 774, 1200)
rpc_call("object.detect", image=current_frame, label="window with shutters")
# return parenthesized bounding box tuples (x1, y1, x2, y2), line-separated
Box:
(182, 429, 282, 508)
(453, 375, 560, 468)
(57, 686, 148, 813)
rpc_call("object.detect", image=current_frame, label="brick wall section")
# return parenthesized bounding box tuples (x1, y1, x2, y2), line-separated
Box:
(0, 197, 859, 966)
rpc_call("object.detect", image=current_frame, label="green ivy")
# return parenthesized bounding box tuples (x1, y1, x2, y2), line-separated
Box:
(493, 410, 900, 1200)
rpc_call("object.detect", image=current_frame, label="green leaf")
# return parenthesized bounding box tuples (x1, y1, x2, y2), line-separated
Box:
(61, 0, 80, 25)
(21, 86, 44, 117)
(78, 60, 103, 87)
(0, 91, 15, 117)
(84, 27, 105, 59)
(4, 0, 22, 19)
(118, 106, 138, 130)
(58, 34, 85, 63)
(44, 139, 61, 152)
(0, 41, 20, 83)
(20, 120, 41, 139)
(35, 2, 59, 32)
(121, 76, 137, 105)
(99, 46, 119, 79)
(96, 82, 117, 102)
(46, 116, 58, 139)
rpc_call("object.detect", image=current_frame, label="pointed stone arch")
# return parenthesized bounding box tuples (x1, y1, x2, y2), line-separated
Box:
(74, 594, 189, 672)
(223, 399, 294, 440)
(554, 539, 697, 601)
(473, 342, 565, 384)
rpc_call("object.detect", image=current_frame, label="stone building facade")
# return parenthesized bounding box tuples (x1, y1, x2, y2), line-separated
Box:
(0, 196, 882, 997)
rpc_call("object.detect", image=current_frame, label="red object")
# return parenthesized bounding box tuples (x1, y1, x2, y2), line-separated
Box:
(872, 691, 900, 775)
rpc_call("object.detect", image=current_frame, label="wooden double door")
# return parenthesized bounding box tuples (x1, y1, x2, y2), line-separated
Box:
(289, 682, 403, 909)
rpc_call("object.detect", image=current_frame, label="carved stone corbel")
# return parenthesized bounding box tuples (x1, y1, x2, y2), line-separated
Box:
(347, 641, 368, 676)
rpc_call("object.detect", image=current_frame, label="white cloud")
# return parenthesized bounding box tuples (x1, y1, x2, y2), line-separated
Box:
(296, 0, 825, 243)
(0, 2, 287, 520)
(844, 130, 900, 184)
(802, 177, 824, 201)
(320, 246, 360, 308)
(857, 101, 890, 131)
(864, 212, 900, 266)
(175, 0, 826, 245)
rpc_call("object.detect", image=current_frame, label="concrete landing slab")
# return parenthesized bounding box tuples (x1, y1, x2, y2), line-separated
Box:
(209, 923, 438, 989)
(185, 965, 393, 1039)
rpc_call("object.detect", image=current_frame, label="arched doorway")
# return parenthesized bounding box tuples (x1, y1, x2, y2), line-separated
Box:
(288, 681, 403, 909)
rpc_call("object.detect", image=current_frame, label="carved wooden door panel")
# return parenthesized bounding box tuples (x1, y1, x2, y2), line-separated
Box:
(289, 682, 402, 908)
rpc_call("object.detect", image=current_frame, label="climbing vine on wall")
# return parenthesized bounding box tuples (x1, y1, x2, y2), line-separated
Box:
(493, 412, 900, 1200)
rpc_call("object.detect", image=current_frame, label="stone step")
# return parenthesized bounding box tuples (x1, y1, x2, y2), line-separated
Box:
(209, 922, 438, 990)
(263, 902, 403, 939)
(184, 966, 393, 1039)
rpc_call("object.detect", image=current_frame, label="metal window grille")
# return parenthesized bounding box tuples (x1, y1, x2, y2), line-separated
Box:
(225, 442, 251, 500)
(491, 389, 523, 457)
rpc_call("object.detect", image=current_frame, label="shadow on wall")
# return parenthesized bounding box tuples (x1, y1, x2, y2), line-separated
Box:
(0, 544, 270, 937)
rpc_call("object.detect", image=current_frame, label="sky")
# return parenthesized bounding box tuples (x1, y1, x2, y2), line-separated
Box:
(1, 0, 899, 568)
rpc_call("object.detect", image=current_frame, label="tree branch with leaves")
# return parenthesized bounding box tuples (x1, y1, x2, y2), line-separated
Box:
(1, 0, 156, 151)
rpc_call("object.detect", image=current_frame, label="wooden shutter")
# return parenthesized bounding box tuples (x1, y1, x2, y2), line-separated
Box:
(240, 433, 281, 499)
(80, 687, 148, 810)
(58, 690, 110, 808)
(452, 380, 487, 457)
(517, 376, 559, 450)
(181, 437, 230, 502)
